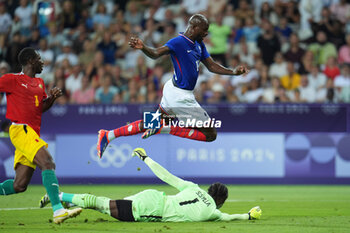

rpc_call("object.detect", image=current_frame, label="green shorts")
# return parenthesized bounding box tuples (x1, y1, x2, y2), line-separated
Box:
(124, 189, 165, 222)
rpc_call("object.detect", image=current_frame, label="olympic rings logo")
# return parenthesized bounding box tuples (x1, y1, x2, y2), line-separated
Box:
(90, 143, 133, 168)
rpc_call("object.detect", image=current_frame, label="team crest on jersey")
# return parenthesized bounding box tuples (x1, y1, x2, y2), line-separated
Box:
(39, 84, 43, 89)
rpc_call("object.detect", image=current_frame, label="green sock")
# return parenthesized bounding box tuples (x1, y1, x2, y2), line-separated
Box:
(61, 192, 74, 203)
(0, 179, 16, 195)
(42, 170, 63, 212)
(72, 194, 111, 215)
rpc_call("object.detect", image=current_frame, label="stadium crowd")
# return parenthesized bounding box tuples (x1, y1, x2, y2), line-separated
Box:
(0, 0, 350, 104)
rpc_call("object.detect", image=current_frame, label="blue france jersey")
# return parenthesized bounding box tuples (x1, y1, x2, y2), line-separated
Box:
(165, 34, 210, 90)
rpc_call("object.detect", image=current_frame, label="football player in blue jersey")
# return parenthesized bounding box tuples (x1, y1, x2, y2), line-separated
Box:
(97, 14, 248, 158)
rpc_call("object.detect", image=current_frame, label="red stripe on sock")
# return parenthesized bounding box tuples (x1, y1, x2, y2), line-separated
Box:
(170, 126, 207, 141)
(113, 120, 145, 137)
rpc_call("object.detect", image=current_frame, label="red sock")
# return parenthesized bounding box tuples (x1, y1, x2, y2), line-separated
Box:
(113, 120, 145, 138)
(169, 126, 207, 141)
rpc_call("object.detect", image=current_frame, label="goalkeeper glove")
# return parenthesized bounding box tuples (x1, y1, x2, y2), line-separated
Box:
(248, 206, 262, 220)
(132, 148, 148, 161)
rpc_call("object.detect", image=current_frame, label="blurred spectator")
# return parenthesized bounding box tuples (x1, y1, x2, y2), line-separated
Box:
(330, 0, 350, 24)
(275, 86, 290, 102)
(338, 34, 350, 64)
(257, 20, 281, 66)
(65, 64, 83, 95)
(95, 73, 119, 104)
(92, 3, 112, 28)
(53, 77, 69, 105)
(72, 23, 89, 55)
(181, 0, 208, 14)
(97, 31, 118, 65)
(257, 1, 278, 25)
(207, 0, 227, 20)
(56, 40, 78, 66)
(208, 82, 225, 103)
(0, 2, 12, 57)
(234, 0, 255, 22)
(5, 32, 24, 72)
(280, 62, 301, 90)
(242, 17, 261, 44)
(307, 64, 327, 92)
(275, 17, 292, 43)
(71, 75, 95, 104)
(311, 7, 345, 48)
(323, 56, 341, 80)
(124, 1, 143, 27)
(308, 31, 337, 65)
(195, 81, 211, 103)
(284, 33, 306, 68)
(242, 78, 263, 103)
(144, 0, 166, 22)
(208, 14, 231, 66)
(299, 0, 324, 40)
(91, 0, 115, 16)
(140, 18, 161, 48)
(222, 4, 235, 28)
(299, 75, 317, 102)
(27, 28, 41, 49)
(316, 78, 335, 102)
(157, 22, 176, 72)
(263, 77, 281, 103)
(298, 50, 314, 75)
(38, 38, 54, 78)
(269, 52, 288, 79)
(334, 64, 350, 90)
(14, 0, 32, 37)
(230, 18, 244, 44)
(47, 23, 65, 57)
(79, 39, 96, 67)
(284, 0, 300, 28)
(0, 61, 9, 76)
(232, 37, 256, 67)
(59, 0, 79, 32)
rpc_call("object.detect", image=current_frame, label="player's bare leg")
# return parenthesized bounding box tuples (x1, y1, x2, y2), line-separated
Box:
(109, 200, 119, 219)
(13, 164, 34, 193)
(34, 146, 82, 224)
(0, 164, 34, 195)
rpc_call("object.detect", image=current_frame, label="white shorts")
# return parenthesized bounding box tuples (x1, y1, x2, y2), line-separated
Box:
(160, 79, 210, 123)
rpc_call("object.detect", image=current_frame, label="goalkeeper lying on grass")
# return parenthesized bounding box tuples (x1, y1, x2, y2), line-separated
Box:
(40, 148, 262, 222)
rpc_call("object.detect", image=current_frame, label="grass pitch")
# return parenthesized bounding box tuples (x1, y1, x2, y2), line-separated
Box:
(0, 185, 349, 233)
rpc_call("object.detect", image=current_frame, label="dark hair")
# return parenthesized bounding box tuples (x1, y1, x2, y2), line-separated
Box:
(208, 182, 228, 201)
(18, 47, 37, 66)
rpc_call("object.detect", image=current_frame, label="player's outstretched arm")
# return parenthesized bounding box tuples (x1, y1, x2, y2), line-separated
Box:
(42, 87, 63, 112)
(212, 206, 262, 221)
(202, 57, 249, 76)
(128, 37, 170, 59)
(132, 148, 193, 191)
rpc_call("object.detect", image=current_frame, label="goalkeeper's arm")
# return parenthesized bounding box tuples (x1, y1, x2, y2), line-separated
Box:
(212, 206, 261, 221)
(133, 148, 194, 191)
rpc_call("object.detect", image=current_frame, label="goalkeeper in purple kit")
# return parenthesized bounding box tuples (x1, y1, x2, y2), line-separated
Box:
(40, 148, 262, 222)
